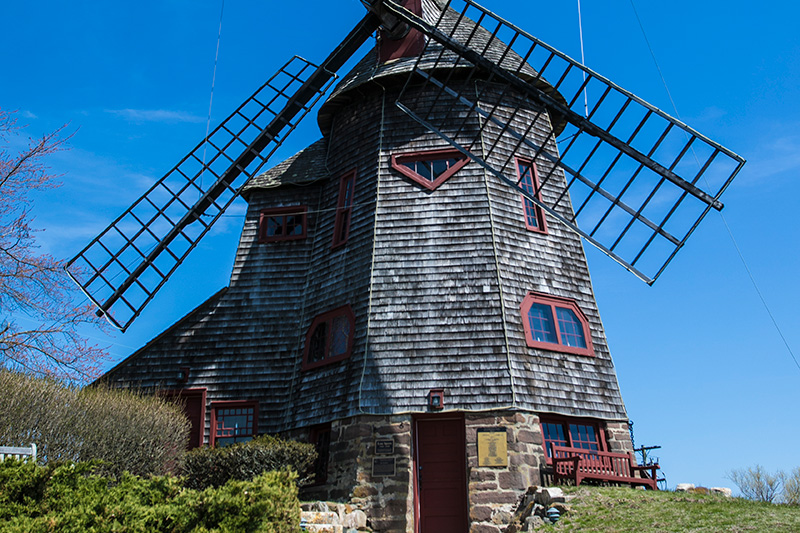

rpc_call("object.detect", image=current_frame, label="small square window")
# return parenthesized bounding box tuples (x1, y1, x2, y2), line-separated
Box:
(258, 206, 307, 243)
(211, 401, 258, 447)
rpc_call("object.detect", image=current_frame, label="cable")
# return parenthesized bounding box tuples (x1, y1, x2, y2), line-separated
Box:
(577, 0, 589, 117)
(628, 0, 799, 372)
(200, 0, 226, 196)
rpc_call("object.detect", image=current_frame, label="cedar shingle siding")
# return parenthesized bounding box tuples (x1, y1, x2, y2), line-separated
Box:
(102, 3, 627, 442)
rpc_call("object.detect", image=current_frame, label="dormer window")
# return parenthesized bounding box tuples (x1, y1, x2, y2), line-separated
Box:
(520, 292, 593, 356)
(258, 206, 307, 242)
(391, 148, 470, 191)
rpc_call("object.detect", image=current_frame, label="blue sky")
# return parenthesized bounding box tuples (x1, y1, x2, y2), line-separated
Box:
(2, 1, 798, 492)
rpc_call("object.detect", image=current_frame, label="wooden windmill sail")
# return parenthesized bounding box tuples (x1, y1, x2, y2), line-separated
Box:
(78, 1, 744, 531)
(66, 0, 743, 331)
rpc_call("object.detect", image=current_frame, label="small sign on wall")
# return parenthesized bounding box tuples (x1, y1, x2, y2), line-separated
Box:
(375, 438, 394, 455)
(477, 428, 508, 467)
(372, 457, 396, 477)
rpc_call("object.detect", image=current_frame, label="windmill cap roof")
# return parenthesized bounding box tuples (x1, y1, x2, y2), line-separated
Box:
(317, 0, 567, 135)
(240, 138, 329, 197)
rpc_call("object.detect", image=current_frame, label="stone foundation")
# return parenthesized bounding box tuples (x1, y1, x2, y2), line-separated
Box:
(295, 410, 632, 532)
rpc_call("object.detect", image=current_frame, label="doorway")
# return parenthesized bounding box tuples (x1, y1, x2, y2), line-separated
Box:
(414, 416, 468, 532)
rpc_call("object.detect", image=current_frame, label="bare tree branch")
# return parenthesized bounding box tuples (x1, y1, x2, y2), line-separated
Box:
(0, 107, 109, 383)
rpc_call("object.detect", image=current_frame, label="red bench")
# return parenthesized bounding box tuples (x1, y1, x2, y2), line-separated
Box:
(551, 445, 659, 490)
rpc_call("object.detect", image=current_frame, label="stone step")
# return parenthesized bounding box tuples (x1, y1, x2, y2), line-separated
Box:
(302, 525, 344, 533)
(301, 511, 340, 525)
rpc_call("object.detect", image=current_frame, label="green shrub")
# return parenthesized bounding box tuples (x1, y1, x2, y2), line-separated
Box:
(182, 434, 317, 490)
(0, 459, 301, 532)
(0, 370, 189, 477)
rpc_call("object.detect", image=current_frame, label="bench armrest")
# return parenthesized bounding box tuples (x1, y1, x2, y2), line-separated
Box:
(552, 455, 581, 468)
(631, 463, 660, 478)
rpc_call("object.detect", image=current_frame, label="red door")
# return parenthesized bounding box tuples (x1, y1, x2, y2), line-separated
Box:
(415, 417, 468, 532)
(162, 389, 206, 449)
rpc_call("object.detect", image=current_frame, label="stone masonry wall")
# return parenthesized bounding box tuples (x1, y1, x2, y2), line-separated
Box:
(296, 410, 633, 532)
(300, 414, 415, 533)
(466, 411, 543, 533)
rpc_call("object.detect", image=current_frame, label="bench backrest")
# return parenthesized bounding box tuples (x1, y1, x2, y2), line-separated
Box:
(0, 444, 37, 462)
(551, 445, 634, 477)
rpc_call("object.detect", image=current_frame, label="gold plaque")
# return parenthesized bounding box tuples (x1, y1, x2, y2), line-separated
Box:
(477, 429, 508, 467)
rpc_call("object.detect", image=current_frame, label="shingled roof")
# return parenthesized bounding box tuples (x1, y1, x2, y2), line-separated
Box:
(318, 0, 565, 135)
(240, 138, 329, 197)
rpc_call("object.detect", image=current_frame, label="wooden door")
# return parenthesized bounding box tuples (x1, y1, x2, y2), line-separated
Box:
(414, 417, 468, 532)
(162, 389, 206, 449)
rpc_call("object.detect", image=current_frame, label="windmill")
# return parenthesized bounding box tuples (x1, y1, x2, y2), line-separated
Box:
(70, 1, 744, 531)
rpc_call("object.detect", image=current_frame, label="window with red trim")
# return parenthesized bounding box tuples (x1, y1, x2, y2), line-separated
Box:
(211, 401, 258, 447)
(333, 170, 356, 248)
(309, 423, 331, 485)
(391, 148, 470, 191)
(540, 415, 605, 462)
(303, 306, 355, 370)
(258, 206, 307, 242)
(516, 158, 547, 233)
(521, 292, 594, 356)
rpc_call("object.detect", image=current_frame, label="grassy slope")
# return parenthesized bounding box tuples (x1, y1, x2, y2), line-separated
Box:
(549, 487, 800, 532)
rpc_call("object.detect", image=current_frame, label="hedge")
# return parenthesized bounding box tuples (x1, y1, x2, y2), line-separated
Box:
(0, 459, 301, 532)
(0, 370, 189, 477)
(182, 434, 318, 491)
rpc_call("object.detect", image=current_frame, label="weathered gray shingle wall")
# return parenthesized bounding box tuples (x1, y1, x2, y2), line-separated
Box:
(361, 85, 514, 413)
(284, 91, 382, 429)
(475, 84, 628, 420)
(104, 177, 325, 439)
(103, 65, 628, 437)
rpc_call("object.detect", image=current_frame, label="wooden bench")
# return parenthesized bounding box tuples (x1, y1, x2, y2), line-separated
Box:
(0, 443, 37, 462)
(551, 444, 658, 490)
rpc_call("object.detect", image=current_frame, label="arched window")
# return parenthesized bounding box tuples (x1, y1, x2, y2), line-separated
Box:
(520, 292, 593, 356)
(302, 306, 355, 370)
(391, 148, 470, 191)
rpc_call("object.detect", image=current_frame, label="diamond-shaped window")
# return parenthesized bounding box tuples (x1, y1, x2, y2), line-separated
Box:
(391, 148, 470, 191)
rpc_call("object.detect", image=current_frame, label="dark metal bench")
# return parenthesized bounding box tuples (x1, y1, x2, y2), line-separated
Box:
(551, 444, 658, 490)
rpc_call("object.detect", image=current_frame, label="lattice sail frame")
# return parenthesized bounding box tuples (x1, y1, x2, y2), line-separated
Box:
(66, 56, 339, 331)
(385, 0, 746, 283)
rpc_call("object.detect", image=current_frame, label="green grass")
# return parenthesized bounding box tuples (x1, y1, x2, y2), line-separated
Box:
(547, 486, 800, 532)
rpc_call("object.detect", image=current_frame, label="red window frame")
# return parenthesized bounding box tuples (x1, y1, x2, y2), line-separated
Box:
(520, 292, 594, 356)
(391, 148, 470, 191)
(539, 415, 607, 464)
(302, 305, 356, 371)
(332, 170, 356, 249)
(515, 157, 547, 233)
(210, 400, 258, 447)
(258, 205, 307, 243)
